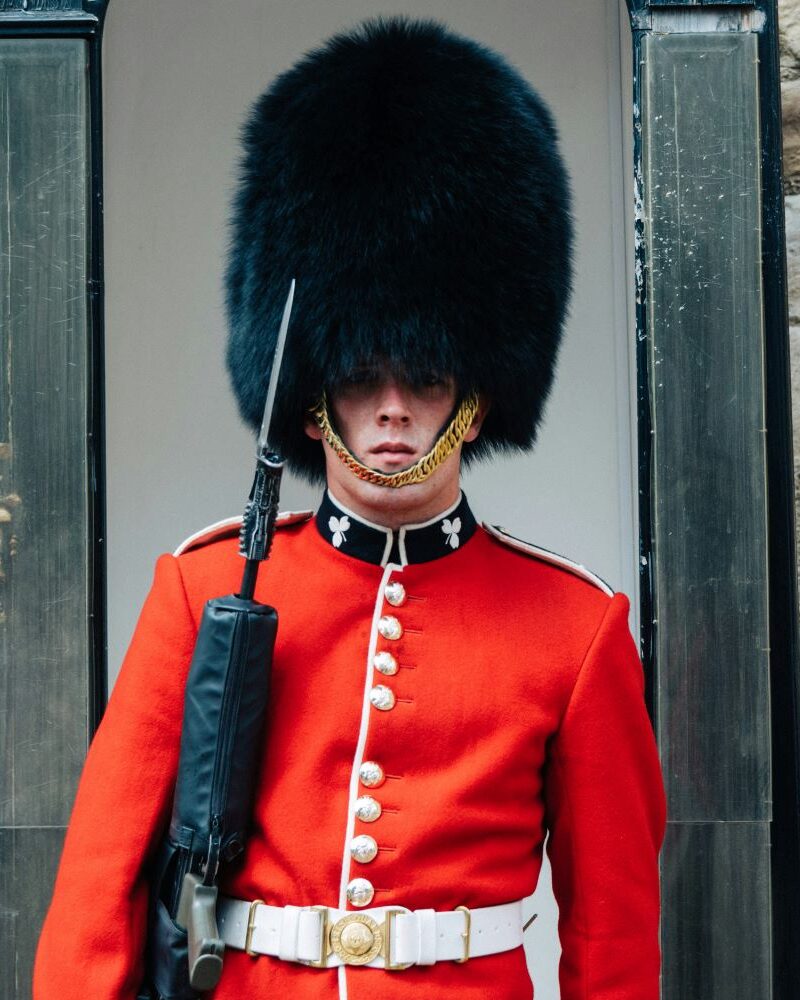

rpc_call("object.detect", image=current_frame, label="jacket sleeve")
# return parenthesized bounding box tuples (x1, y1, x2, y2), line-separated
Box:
(34, 553, 198, 1000)
(544, 591, 666, 1000)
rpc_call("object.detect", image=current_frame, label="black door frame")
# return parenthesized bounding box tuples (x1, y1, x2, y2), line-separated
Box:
(626, 2, 800, 996)
(0, 0, 110, 732)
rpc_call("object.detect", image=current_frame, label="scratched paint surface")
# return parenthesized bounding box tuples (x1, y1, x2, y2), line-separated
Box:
(642, 31, 771, 1000)
(0, 38, 90, 1000)
(0, 1, 83, 12)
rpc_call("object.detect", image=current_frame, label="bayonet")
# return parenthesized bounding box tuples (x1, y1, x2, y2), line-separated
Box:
(238, 279, 296, 591)
(257, 278, 295, 454)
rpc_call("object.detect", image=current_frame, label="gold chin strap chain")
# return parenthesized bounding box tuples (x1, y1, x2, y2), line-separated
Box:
(312, 391, 480, 488)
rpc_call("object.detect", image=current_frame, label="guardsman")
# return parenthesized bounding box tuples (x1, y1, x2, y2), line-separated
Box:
(34, 17, 666, 1000)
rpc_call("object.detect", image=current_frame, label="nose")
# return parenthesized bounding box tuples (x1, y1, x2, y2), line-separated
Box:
(375, 379, 411, 425)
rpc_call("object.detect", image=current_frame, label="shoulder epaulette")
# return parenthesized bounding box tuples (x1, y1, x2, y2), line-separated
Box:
(173, 510, 313, 557)
(482, 523, 614, 596)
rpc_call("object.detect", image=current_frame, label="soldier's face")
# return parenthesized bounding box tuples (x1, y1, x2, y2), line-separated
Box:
(329, 368, 459, 473)
(305, 369, 486, 527)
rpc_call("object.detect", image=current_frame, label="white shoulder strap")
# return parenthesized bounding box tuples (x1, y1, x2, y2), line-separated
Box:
(482, 523, 614, 596)
(173, 510, 313, 557)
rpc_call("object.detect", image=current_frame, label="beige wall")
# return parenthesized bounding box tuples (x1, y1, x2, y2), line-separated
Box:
(101, 2, 635, 995)
(102, 0, 637, 672)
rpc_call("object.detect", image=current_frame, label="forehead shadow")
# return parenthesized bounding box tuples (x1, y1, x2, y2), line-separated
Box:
(329, 358, 458, 389)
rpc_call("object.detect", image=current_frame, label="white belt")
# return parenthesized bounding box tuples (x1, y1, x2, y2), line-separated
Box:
(217, 896, 525, 970)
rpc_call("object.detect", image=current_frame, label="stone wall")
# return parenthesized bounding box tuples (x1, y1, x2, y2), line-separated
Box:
(780, 0, 800, 567)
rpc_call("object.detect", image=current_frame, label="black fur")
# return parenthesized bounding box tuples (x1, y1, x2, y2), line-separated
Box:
(225, 16, 573, 481)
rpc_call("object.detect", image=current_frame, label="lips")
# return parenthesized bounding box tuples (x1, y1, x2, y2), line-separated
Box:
(369, 442, 415, 455)
(368, 441, 417, 469)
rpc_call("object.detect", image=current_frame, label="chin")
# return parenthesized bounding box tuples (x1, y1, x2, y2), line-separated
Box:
(325, 456, 462, 528)
(351, 477, 433, 510)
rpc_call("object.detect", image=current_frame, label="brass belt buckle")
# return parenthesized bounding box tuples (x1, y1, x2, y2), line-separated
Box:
(245, 899, 266, 957)
(303, 906, 414, 970)
(383, 909, 412, 971)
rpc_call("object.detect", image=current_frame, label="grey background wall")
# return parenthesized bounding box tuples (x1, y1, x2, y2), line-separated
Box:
(101, 1, 635, 995)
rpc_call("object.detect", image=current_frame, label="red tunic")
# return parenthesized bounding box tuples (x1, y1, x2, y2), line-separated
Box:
(34, 497, 665, 999)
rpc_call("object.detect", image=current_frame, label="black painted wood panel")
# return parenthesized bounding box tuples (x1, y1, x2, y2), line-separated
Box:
(661, 822, 771, 998)
(0, 827, 65, 1000)
(0, 39, 90, 829)
(643, 31, 770, 823)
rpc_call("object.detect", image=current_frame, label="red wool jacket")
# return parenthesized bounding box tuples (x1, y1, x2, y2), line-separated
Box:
(34, 494, 666, 1000)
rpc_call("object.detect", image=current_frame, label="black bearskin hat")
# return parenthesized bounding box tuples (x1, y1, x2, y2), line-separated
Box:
(225, 16, 573, 481)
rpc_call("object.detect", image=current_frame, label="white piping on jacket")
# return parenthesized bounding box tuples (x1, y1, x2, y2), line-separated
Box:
(172, 510, 313, 557)
(483, 523, 614, 596)
(337, 561, 403, 999)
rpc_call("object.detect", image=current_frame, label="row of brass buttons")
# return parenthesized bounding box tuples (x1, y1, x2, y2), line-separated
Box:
(346, 580, 407, 907)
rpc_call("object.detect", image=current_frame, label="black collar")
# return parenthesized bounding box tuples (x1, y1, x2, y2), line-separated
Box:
(315, 490, 477, 566)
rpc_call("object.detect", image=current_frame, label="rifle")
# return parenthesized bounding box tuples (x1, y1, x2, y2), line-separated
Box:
(139, 282, 295, 1000)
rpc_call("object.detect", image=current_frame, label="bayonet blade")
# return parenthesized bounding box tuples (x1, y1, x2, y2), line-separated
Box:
(257, 278, 296, 454)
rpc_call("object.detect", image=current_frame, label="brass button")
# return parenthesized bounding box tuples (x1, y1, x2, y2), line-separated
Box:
(384, 581, 407, 607)
(359, 761, 385, 788)
(355, 795, 382, 822)
(346, 878, 375, 908)
(378, 615, 403, 641)
(369, 685, 396, 711)
(373, 651, 398, 676)
(350, 834, 378, 863)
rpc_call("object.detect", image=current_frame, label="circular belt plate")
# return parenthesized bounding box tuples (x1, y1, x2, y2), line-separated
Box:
(330, 914, 383, 965)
